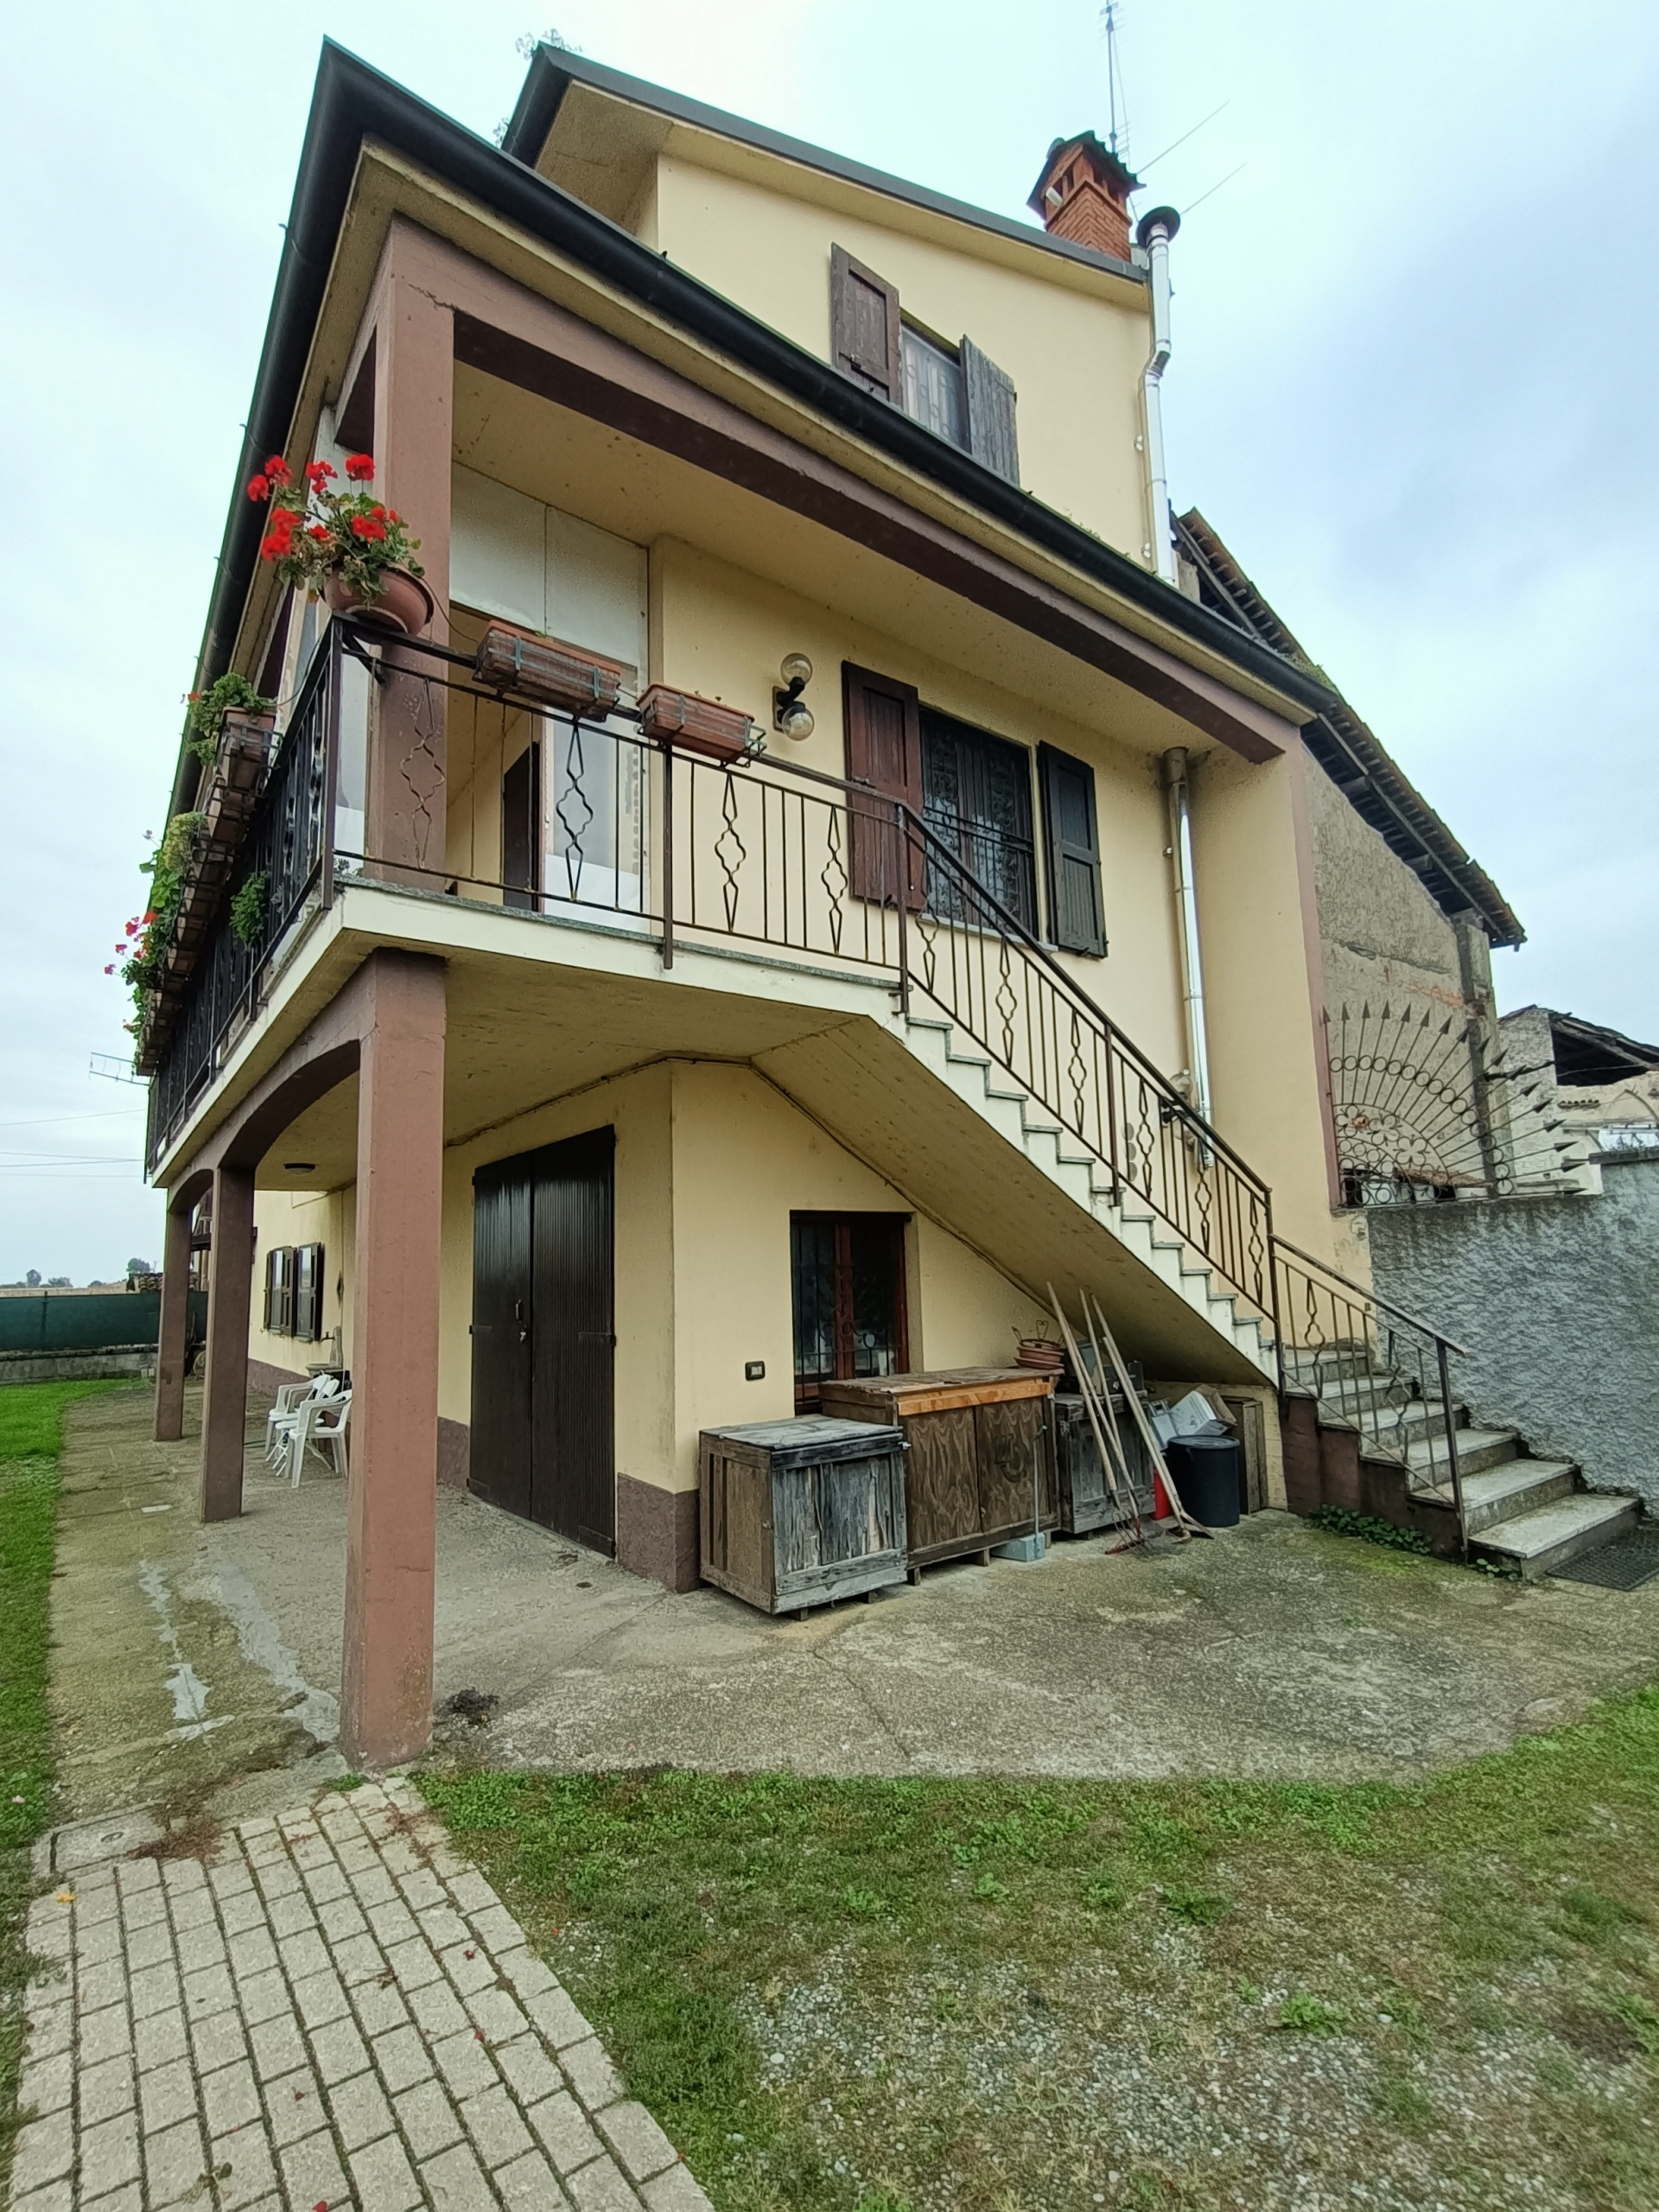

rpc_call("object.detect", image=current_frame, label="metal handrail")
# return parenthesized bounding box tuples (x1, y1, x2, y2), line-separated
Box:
(1270, 1236, 1472, 1359)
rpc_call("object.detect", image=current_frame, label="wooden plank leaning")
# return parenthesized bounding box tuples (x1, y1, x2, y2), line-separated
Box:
(1083, 1287, 1210, 1541)
(1046, 1285, 1142, 1546)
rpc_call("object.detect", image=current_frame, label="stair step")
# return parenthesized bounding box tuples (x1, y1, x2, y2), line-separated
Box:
(1407, 1427, 1518, 1478)
(1440, 1460, 1579, 1535)
(1472, 1491, 1641, 1580)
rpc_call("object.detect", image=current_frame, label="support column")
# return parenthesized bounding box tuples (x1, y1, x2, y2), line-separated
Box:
(364, 226, 454, 887)
(200, 1165, 255, 1522)
(340, 951, 447, 1770)
(154, 1198, 193, 1442)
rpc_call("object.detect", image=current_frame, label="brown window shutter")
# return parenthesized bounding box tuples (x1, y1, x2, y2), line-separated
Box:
(1039, 742, 1107, 955)
(962, 338, 1020, 484)
(842, 662, 923, 906)
(830, 245, 902, 405)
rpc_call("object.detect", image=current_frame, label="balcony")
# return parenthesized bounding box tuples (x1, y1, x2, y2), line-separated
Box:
(144, 620, 1283, 1348)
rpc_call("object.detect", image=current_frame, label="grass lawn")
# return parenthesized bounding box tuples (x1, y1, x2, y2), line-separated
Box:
(0, 1381, 132, 2190)
(426, 1681, 1659, 2212)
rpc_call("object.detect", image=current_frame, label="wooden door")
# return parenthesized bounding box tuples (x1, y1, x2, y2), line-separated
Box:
(469, 1160, 533, 1518)
(530, 1128, 616, 1553)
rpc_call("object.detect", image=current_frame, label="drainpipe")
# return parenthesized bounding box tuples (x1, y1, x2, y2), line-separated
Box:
(1137, 207, 1181, 584)
(1162, 747, 1211, 1124)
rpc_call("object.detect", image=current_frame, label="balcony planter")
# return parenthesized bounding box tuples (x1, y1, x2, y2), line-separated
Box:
(322, 566, 435, 637)
(474, 621, 626, 716)
(219, 710, 275, 785)
(638, 684, 756, 764)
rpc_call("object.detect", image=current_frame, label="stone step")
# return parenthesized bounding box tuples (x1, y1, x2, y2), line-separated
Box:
(1471, 1491, 1641, 1580)
(1407, 1427, 1518, 1479)
(1440, 1459, 1580, 1536)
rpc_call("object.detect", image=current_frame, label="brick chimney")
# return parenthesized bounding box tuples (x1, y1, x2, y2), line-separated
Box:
(1027, 132, 1141, 264)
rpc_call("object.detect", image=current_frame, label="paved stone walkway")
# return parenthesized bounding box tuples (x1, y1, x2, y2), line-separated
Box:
(11, 1780, 709, 2212)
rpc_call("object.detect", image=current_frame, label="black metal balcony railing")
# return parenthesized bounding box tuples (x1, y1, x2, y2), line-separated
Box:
(145, 635, 341, 1155)
(144, 617, 1474, 1536)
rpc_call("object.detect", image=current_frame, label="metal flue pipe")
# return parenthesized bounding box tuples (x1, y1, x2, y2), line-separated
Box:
(1162, 745, 1211, 1125)
(1137, 205, 1181, 584)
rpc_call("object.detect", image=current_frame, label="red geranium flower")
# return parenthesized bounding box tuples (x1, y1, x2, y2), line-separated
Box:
(104, 963, 114, 976)
(345, 453, 375, 481)
(351, 514, 387, 542)
(304, 461, 336, 490)
(264, 454, 292, 485)
(246, 474, 270, 502)
(308, 524, 330, 542)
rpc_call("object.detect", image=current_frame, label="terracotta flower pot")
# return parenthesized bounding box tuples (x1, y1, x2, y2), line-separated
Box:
(324, 566, 435, 636)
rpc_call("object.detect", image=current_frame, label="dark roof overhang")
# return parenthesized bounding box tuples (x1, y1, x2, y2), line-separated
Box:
(1533, 1008, 1659, 1084)
(178, 42, 1337, 815)
(504, 46, 1146, 286)
(1176, 509, 1525, 948)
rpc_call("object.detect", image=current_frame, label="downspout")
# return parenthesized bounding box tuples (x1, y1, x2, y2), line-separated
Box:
(1136, 206, 1181, 583)
(1162, 747, 1211, 1125)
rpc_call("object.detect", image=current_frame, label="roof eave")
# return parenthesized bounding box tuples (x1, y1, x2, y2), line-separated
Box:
(172, 44, 1336, 818)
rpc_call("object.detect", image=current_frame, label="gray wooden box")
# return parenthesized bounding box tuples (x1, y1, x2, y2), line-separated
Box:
(699, 1417, 908, 1614)
(1051, 1393, 1154, 1535)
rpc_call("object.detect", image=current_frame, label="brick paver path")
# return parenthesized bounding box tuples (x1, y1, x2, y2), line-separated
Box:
(12, 1780, 710, 2212)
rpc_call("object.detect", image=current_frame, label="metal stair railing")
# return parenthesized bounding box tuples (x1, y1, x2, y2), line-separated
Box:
(1272, 1236, 1469, 1552)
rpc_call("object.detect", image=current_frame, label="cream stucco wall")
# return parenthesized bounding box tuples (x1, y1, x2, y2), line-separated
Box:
(650, 156, 1155, 560)
(1188, 743, 1351, 1269)
(650, 534, 1189, 1077)
(248, 1187, 353, 1378)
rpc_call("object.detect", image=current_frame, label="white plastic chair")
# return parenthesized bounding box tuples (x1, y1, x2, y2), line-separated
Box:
(272, 1389, 351, 1484)
(264, 1372, 340, 1463)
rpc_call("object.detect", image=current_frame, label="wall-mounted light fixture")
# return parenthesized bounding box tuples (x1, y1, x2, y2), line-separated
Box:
(283, 1162, 315, 1174)
(772, 652, 815, 741)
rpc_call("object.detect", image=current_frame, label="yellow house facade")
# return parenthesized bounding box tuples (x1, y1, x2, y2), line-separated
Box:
(143, 44, 1356, 1765)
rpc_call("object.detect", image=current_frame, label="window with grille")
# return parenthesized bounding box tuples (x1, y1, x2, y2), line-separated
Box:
(790, 1213, 909, 1411)
(919, 708, 1037, 933)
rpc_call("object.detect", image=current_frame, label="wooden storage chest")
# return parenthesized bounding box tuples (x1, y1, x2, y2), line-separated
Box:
(699, 1417, 907, 1615)
(1050, 1393, 1154, 1535)
(818, 1369, 1055, 1570)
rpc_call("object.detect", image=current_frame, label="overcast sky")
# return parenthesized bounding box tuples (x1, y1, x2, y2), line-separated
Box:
(2, 0, 1654, 1282)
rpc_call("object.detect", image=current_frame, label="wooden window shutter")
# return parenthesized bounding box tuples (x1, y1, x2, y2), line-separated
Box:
(842, 663, 924, 907)
(502, 741, 541, 911)
(1039, 742, 1107, 955)
(830, 246, 903, 405)
(263, 1248, 280, 1332)
(294, 1243, 323, 1343)
(962, 339, 1020, 484)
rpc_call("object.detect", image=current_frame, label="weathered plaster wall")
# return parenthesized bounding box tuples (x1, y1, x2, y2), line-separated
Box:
(1305, 747, 1469, 1017)
(1367, 1156, 1659, 1507)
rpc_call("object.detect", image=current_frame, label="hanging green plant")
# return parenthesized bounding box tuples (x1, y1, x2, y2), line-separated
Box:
(229, 870, 270, 949)
(107, 812, 205, 1027)
(186, 671, 275, 767)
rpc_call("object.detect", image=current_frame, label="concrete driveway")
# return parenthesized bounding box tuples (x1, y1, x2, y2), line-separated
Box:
(50, 1383, 1659, 1829)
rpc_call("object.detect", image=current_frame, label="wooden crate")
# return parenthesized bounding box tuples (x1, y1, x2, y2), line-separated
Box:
(1050, 1393, 1154, 1535)
(699, 1416, 907, 1615)
(818, 1369, 1055, 1570)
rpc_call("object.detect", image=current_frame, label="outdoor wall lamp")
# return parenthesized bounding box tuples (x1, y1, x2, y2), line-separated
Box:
(772, 652, 815, 741)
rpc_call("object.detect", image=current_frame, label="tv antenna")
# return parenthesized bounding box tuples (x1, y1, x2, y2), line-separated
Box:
(1102, 1, 1130, 162)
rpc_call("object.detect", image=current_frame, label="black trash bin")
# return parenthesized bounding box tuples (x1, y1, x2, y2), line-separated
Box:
(1163, 1434, 1243, 1529)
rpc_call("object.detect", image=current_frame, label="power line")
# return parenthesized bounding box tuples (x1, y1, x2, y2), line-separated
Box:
(0, 1110, 144, 1132)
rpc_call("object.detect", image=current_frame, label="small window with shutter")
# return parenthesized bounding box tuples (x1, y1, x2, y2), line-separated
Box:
(265, 1246, 296, 1337)
(830, 248, 1020, 483)
(293, 1243, 325, 1343)
(1039, 743, 1107, 957)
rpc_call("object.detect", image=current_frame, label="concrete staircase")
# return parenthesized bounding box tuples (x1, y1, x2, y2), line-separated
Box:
(1288, 1348, 1640, 1577)
(899, 1011, 1275, 1381)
